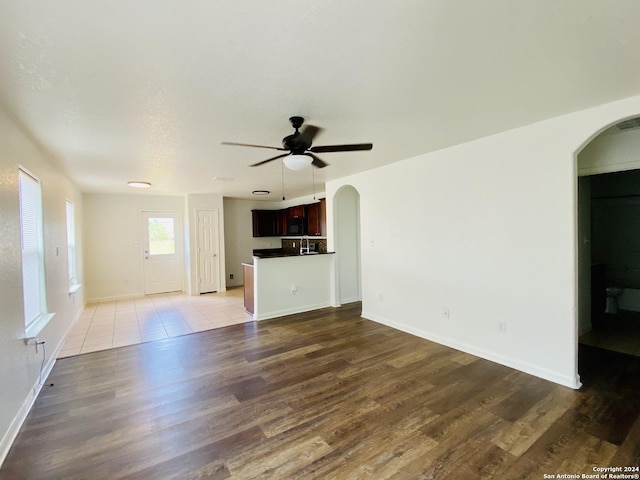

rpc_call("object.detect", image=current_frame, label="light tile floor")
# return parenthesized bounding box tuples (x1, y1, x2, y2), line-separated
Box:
(58, 287, 251, 358)
(579, 310, 640, 357)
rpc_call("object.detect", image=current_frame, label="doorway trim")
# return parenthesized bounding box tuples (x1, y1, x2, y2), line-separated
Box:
(195, 208, 221, 294)
(574, 113, 640, 384)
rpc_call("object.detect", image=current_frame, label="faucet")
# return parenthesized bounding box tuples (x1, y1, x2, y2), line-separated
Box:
(300, 235, 311, 255)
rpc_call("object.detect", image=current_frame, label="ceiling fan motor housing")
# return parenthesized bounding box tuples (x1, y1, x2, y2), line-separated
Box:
(282, 133, 308, 153)
(283, 116, 308, 153)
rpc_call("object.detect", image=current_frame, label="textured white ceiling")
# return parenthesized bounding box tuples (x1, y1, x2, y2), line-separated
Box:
(1, 1, 640, 200)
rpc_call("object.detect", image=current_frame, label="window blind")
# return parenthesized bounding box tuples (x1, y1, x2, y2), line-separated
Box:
(19, 169, 45, 328)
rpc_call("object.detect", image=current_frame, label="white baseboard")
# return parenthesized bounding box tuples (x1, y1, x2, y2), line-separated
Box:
(0, 306, 84, 468)
(0, 337, 60, 468)
(255, 301, 333, 321)
(57, 306, 84, 353)
(87, 289, 190, 303)
(0, 385, 37, 468)
(86, 292, 144, 303)
(361, 310, 582, 390)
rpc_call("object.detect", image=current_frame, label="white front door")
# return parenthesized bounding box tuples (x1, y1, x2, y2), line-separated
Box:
(142, 211, 183, 295)
(197, 209, 220, 294)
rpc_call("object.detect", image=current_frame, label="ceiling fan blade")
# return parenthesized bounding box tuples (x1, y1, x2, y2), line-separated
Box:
(222, 141, 286, 151)
(297, 125, 323, 146)
(308, 143, 373, 153)
(308, 153, 328, 168)
(249, 153, 290, 167)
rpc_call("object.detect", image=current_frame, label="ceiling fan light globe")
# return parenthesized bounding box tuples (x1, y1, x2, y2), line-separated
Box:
(283, 154, 312, 171)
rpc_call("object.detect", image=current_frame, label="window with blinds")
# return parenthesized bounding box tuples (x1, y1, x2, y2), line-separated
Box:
(19, 168, 50, 335)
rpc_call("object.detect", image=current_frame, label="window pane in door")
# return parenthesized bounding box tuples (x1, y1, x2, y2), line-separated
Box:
(148, 217, 175, 255)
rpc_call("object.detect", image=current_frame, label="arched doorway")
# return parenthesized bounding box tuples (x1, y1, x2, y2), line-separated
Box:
(577, 115, 640, 371)
(333, 185, 361, 304)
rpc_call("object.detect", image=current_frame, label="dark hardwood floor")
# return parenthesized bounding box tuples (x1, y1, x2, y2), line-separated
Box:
(2, 303, 639, 479)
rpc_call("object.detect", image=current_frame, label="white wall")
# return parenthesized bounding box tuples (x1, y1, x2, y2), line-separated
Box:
(83, 193, 186, 301)
(0, 108, 84, 464)
(326, 94, 640, 389)
(223, 198, 280, 287)
(334, 186, 361, 304)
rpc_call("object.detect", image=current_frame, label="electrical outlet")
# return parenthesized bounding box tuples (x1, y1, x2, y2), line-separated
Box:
(443, 308, 450, 320)
(378, 293, 384, 302)
(230, 273, 234, 280)
(498, 320, 507, 333)
(291, 285, 298, 295)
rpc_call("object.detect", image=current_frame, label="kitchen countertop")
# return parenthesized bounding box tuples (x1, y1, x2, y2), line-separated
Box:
(253, 251, 335, 259)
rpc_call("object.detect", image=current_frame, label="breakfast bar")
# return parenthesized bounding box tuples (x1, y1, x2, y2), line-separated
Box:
(243, 252, 337, 320)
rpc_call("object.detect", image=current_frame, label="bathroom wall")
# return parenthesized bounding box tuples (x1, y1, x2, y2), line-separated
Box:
(591, 169, 640, 311)
(577, 176, 592, 335)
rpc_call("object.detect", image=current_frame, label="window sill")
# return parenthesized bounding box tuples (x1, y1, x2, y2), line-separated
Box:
(23, 312, 56, 342)
(69, 283, 82, 294)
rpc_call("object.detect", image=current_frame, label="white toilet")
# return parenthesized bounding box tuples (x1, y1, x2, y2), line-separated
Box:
(605, 287, 623, 314)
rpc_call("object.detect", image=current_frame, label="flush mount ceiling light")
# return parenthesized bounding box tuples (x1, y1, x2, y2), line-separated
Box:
(127, 181, 151, 188)
(283, 154, 312, 171)
(252, 190, 270, 195)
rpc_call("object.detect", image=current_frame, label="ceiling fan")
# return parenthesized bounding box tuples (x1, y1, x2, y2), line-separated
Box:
(222, 116, 373, 170)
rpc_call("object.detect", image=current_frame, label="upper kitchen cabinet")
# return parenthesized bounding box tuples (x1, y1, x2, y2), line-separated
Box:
(306, 199, 326, 236)
(277, 209, 288, 236)
(252, 199, 327, 237)
(288, 205, 305, 219)
(252, 209, 279, 237)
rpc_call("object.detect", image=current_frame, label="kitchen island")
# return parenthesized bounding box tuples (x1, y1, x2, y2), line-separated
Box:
(243, 252, 337, 320)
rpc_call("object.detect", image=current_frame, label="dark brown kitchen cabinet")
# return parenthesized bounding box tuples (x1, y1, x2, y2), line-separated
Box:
(276, 209, 288, 236)
(306, 199, 326, 236)
(252, 200, 326, 237)
(252, 210, 279, 237)
(288, 205, 305, 219)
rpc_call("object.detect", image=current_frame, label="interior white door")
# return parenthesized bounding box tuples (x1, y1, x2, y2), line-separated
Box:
(142, 211, 183, 295)
(197, 209, 220, 294)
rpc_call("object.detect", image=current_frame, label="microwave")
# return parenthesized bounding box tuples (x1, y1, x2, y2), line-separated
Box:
(288, 218, 305, 235)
